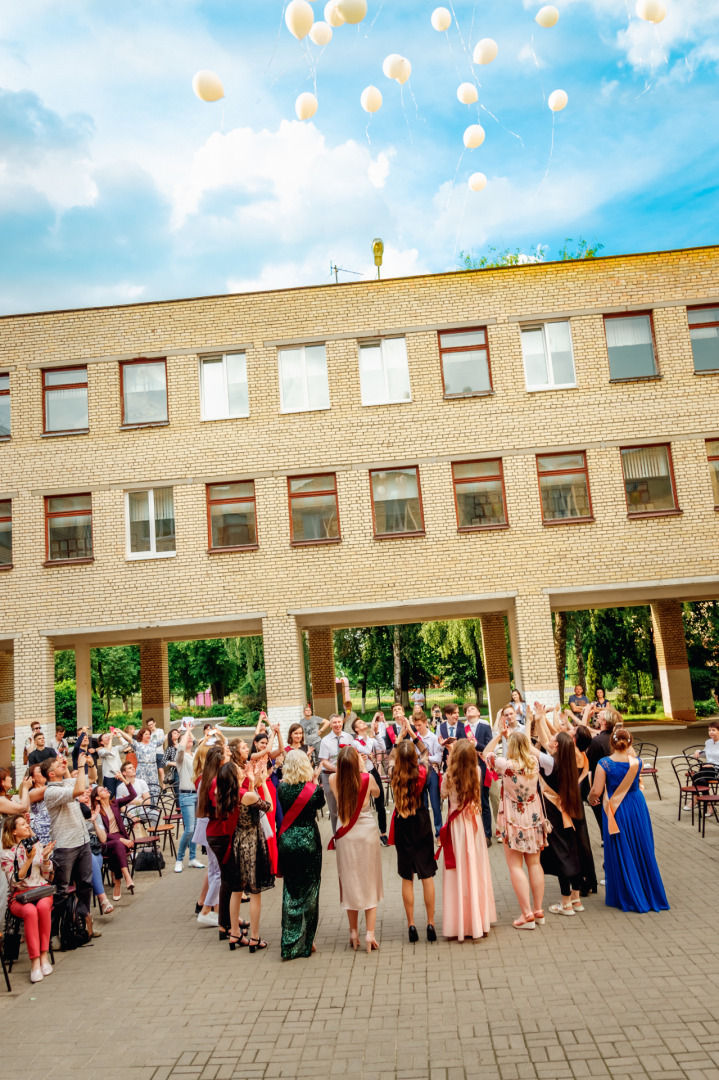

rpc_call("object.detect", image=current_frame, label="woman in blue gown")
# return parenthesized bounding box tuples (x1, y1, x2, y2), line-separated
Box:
(588, 726, 668, 913)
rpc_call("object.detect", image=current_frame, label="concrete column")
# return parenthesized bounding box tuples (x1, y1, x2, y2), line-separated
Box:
(479, 613, 511, 722)
(75, 643, 93, 730)
(650, 600, 696, 723)
(262, 614, 306, 741)
(0, 650, 14, 770)
(308, 627, 336, 719)
(140, 639, 171, 727)
(507, 593, 558, 712)
(14, 631, 55, 783)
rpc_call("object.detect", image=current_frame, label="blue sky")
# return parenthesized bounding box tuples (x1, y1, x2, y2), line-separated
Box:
(0, 0, 717, 314)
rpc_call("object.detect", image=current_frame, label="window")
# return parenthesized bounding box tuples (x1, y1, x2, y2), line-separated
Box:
(520, 321, 576, 391)
(439, 328, 492, 397)
(604, 314, 657, 380)
(120, 359, 168, 426)
(207, 482, 257, 550)
(43, 367, 88, 433)
(45, 494, 93, 564)
(452, 460, 507, 530)
(688, 307, 719, 373)
(706, 441, 719, 508)
(278, 345, 330, 413)
(359, 338, 411, 406)
(536, 453, 593, 523)
(621, 445, 678, 516)
(0, 500, 11, 567)
(126, 488, 175, 558)
(370, 467, 424, 537)
(288, 475, 340, 545)
(0, 374, 9, 439)
(200, 353, 249, 420)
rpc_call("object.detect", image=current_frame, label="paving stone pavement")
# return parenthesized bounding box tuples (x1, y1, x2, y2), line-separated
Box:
(2, 730, 719, 1080)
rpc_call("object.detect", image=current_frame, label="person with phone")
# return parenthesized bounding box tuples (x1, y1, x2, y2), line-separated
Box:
(1, 813, 55, 982)
(41, 752, 95, 943)
(97, 730, 126, 798)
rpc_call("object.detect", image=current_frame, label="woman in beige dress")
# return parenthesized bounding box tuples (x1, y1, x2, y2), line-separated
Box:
(329, 745, 383, 952)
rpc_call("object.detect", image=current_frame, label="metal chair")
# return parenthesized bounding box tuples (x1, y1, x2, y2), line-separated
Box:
(123, 807, 164, 877)
(157, 788, 183, 843)
(670, 756, 701, 822)
(635, 741, 661, 799)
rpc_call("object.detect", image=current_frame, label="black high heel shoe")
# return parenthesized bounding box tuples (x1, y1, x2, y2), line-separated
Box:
(248, 938, 268, 953)
(426, 924, 437, 942)
(228, 934, 249, 951)
(408, 925, 419, 943)
(218, 930, 229, 941)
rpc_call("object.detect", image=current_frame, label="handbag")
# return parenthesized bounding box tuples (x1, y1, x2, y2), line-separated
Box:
(259, 813, 273, 840)
(13, 884, 55, 905)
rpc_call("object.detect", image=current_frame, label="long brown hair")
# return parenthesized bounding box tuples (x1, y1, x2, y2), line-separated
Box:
(443, 741, 482, 813)
(197, 744, 225, 818)
(391, 741, 420, 818)
(553, 731, 582, 819)
(216, 761, 241, 820)
(335, 745, 361, 826)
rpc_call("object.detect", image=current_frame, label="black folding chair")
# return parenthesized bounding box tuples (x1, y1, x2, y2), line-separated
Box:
(670, 756, 701, 822)
(635, 741, 661, 799)
(123, 807, 164, 877)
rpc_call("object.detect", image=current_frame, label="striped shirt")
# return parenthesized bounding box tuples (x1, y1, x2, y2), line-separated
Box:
(44, 778, 89, 849)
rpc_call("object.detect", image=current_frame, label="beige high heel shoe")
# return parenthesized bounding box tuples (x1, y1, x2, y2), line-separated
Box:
(349, 929, 359, 951)
(365, 932, 379, 953)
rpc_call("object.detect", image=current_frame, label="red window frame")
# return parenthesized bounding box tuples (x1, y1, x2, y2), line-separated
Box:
(438, 326, 493, 398)
(0, 498, 11, 569)
(452, 459, 508, 531)
(619, 443, 680, 519)
(536, 452, 594, 525)
(369, 466, 425, 540)
(119, 358, 168, 428)
(603, 311, 659, 382)
(287, 473, 341, 546)
(706, 439, 719, 510)
(206, 482, 258, 552)
(688, 306, 719, 373)
(44, 493, 94, 566)
(42, 366, 88, 434)
(0, 372, 9, 441)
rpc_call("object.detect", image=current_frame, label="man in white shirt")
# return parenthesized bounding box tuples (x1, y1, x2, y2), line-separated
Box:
(116, 761, 151, 816)
(174, 728, 204, 872)
(350, 716, 388, 845)
(319, 713, 354, 834)
(411, 688, 425, 709)
(414, 712, 443, 837)
(23, 721, 42, 765)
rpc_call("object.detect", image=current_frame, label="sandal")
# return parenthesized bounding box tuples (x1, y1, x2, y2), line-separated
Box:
(228, 934, 249, 951)
(101, 900, 115, 915)
(571, 900, 585, 911)
(513, 914, 535, 930)
(112, 891, 122, 902)
(549, 903, 576, 916)
(349, 929, 359, 951)
(533, 910, 545, 925)
(365, 932, 380, 953)
(248, 938, 268, 953)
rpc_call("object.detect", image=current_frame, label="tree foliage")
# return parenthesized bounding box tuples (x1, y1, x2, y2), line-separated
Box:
(458, 237, 603, 271)
(421, 620, 485, 703)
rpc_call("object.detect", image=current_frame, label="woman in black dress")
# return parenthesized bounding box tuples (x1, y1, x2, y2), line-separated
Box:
(222, 758, 275, 951)
(389, 740, 437, 942)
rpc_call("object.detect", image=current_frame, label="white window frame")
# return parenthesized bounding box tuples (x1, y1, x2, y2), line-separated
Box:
(277, 344, 330, 414)
(124, 488, 176, 560)
(199, 352, 249, 421)
(358, 337, 412, 406)
(520, 321, 577, 392)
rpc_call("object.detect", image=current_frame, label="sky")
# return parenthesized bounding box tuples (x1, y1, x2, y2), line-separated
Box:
(0, 0, 718, 315)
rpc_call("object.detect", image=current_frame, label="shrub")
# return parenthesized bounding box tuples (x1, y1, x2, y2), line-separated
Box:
(54, 680, 105, 736)
(690, 668, 718, 700)
(694, 699, 718, 718)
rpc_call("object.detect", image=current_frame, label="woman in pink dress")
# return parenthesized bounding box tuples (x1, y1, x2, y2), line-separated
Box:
(439, 740, 496, 940)
(482, 724, 548, 930)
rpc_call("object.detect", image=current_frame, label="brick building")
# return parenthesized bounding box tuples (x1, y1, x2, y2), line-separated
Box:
(1, 245, 718, 765)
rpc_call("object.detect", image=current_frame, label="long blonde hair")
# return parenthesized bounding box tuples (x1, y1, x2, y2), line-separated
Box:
(283, 749, 314, 785)
(506, 731, 538, 774)
(443, 741, 482, 812)
(193, 741, 209, 781)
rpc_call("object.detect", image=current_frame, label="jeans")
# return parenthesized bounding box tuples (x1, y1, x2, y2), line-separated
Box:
(424, 767, 443, 835)
(51, 842, 93, 932)
(177, 792, 197, 862)
(90, 851, 105, 897)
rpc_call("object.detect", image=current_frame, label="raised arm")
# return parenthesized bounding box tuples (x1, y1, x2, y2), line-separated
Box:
(588, 763, 607, 806)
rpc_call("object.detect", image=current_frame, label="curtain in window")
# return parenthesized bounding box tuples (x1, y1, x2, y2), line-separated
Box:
(621, 446, 669, 480)
(128, 491, 150, 521)
(153, 488, 175, 521)
(606, 317, 652, 348)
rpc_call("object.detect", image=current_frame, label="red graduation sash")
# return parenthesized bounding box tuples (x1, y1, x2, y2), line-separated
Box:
(278, 782, 316, 837)
(388, 765, 427, 845)
(386, 725, 397, 745)
(435, 800, 472, 870)
(328, 772, 370, 850)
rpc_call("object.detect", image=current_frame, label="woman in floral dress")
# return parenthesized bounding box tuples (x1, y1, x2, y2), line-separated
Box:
(483, 722, 548, 930)
(116, 726, 160, 803)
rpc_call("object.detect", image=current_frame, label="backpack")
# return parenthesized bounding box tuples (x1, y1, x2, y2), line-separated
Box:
(59, 892, 91, 951)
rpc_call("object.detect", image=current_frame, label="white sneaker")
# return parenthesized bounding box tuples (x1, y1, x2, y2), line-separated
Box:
(197, 911, 219, 927)
(174, 861, 183, 873)
(188, 859, 205, 869)
(30, 969, 44, 983)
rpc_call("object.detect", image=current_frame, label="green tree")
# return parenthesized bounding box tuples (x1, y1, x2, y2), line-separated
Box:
(225, 637, 266, 712)
(585, 649, 600, 702)
(54, 649, 76, 682)
(458, 237, 603, 271)
(168, 641, 202, 704)
(54, 679, 104, 735)
(189, 639, 238, 705)
(93, 646, 140, 717)
(421, 620, 486, 705)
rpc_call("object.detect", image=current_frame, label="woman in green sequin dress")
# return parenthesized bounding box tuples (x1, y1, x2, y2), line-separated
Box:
(277, 750, 325, 960)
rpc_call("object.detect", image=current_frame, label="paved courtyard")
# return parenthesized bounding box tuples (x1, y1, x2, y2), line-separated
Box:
(3, 727, 719, 1080)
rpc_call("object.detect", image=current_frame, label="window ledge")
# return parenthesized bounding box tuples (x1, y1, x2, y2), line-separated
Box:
(542, 517, 595, 527)
(279, 406, 331, 416)
(0, 563, 12, 570)
(361, 398, 413, 408)
(525, 384, 578, 394)
(290, 537, 341, 547)
(43, 557, 95, 568)
(42, 429, 89, 438)
(126, 551, 177, 560)
(458, 523, 510, 532)
(207, 545, 259, 553)
(627, 509, 682, 519)
(694, 368, 719, 376)
(373, 530, 426, 541)
(609, 375, 661, 384)
(200, 414, 249, 423)
(120, 421, 170, 430)
(0, 436, 10, 442)
(444, 390, 494, 400)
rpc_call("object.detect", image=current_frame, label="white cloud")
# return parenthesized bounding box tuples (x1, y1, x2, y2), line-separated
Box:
(517, 43, 547, 68)
(368, 150, 392, 188)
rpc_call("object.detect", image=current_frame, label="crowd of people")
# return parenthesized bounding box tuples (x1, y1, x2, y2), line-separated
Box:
(0, 687, 678, 982)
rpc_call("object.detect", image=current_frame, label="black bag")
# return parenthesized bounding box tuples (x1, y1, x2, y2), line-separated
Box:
(133, 847, 165, 872)
(13, 885, 55, 905)
(59, 892, 91, 951)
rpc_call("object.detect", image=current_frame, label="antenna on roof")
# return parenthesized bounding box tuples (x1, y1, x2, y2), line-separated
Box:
(330, 262, 362, 284)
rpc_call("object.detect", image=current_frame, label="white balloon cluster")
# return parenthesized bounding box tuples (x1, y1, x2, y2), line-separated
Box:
(383, 53, 411, 85)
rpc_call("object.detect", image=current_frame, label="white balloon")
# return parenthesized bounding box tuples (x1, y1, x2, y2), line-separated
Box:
(309, 20, 333, 46)
(473, 38, 498, 65)
(361, 85, 383, 113)
(535, 5, 559, 28)
(324, 1, 345, 27)
(548, 88, 568, 111)
(295, 91, 318, 120)
(457, 82, 478, 105)
(468, 172, 487, 192)
(192, 70, 224, 102)
(463, 123, 485, 149)
(636, 0, 666, 22)
(336, 0, 367, 24)
(286, 0, 314, 40)
(431, 7, 451, 31)
(383, 53, 406, 81)
(396, 57, 411, 85)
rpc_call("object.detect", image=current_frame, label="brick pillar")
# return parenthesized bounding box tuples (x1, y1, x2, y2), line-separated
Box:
(140, 639, 171, 727)
(14, 632, 55, 783)
(507, 593, 558, 712)
(75, 643, 93, 730)
(308, 627, 336, 719)
(262, 614, 306, 741)
(479, 613, 511, 723)
(650, 600, 696, 723)
(0, 650, 14, 770)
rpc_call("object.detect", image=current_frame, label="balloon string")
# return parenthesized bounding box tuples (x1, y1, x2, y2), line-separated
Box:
(365, 114, 372, 148)
(448, 147, 465, 210)
(264, 2, 288, 76)
(399, 83, 413, 144)
(479, 103, 524, 147)
(452, 184, 470, 262)
(407, 81, 422, 124)
(445, 29, 466, 85)
(531, 109, 555, 199)
(447, 0, 483, 99)
(302, 38, 317, 97)
(366, 0, 385, 35)
(530, 33, 546, 106)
